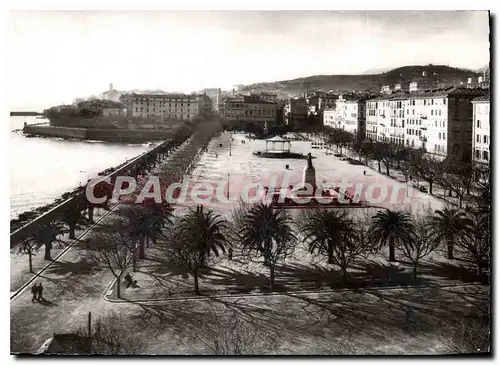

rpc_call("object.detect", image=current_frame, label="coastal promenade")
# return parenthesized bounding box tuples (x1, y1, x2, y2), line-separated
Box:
(10, 125, 191, 246)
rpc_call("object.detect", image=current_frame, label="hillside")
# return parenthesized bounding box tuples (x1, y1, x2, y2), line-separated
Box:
(240, 65, 480, 95)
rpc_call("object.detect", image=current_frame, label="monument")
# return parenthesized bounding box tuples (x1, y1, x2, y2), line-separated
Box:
(303, 153, 316, 187)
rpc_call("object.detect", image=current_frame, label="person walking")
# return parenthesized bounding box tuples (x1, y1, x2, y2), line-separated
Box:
(31, 283, 38, 302)
(363, 170, 366, 176)
(37, 282, 44, 301)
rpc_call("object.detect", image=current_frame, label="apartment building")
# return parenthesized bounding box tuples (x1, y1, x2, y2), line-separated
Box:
(472, 94, 490, 165)
(364, 87, 485, 161)
(120, 93, 211, 120)
(222, 95, 278, 125)
(324, 95, 366, 140)
(323, 108, 338, 129)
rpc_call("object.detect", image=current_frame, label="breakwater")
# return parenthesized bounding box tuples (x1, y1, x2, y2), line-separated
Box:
(10, 125, 195, 246)
(23, 124, 176, 142)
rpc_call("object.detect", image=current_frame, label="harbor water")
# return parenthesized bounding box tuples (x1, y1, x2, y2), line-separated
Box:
(9, 116, 153, 219)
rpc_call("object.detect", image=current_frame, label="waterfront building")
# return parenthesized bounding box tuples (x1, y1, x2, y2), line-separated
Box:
(472, 93, 490, 165)
(221, 95, 278, 126)
(119, 93, 211, 120)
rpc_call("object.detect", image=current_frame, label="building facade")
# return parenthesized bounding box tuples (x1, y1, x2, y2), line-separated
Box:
(364, 87, 485, 160)
(222, 95, 278, 125)
(323, 95, 366, 141)
(472, 94, 490, 165)
(284, 98, 308, 128)
(119, 93, 211, 120)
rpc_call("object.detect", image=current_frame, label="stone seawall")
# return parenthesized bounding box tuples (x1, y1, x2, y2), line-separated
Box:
(24, 124, 174, 142)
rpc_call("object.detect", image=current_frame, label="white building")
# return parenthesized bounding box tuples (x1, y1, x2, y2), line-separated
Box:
(323, 95, 366, 140)
(472, 94, 490, 165)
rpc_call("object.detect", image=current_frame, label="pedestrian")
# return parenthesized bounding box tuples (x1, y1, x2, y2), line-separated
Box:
(37, 282, 44, 301)
(31, 283, 38, 302)
(363, 170, 366, 176)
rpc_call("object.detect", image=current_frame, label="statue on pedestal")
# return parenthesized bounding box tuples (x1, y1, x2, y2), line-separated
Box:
(303, 153, 316, 187)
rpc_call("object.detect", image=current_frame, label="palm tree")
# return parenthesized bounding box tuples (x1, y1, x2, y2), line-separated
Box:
(300, 209, 364, 283)
(180, 205, 228, 267)
(456, 211, 490, 276)
(369, 209, 413, 262)
(428, 208, 471, 260)
(300, 209, 351, 265)
(176, 205, 228, 294)
(236, 203, 296, 291)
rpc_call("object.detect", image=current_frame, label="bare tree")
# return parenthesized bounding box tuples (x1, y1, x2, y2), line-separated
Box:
(412, 154, 442, 195)
(74, 311, 146, 354)
(87, 227, 134, 299)
(455, 212, 490, 276)
(18, 237, 38, 273)
(195, 303, 263, 355)
(437, 315, 490, 354)
(398, 215, 439, 280)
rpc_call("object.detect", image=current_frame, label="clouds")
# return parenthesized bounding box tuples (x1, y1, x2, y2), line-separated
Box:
(8, 10, 490, 110)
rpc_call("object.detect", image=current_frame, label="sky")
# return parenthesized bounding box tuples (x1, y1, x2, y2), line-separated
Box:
(7, 10, 490, 110)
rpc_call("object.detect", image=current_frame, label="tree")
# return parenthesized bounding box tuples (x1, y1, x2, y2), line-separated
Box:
(144, 200, 174, 246)
(300, 209, 369, 283)
(412, 154, 443, 195)
(168, 205, 228, 294)
(235, 203, 296, 292)
(369, 209, 413, 262)
(31, 222, 65, 261)
(195, 303, 263, 355)
(166, 227, 204, 295)
(122, 205, 150, 260)
(87, 227, 134, 299)
(18, 238, 38, 273)
(178, 205, 228, 267)
(428, 208, 470, 259)
(398, 215, 439, 280)
(456, 212, 490, 276)
(60, 198, 88, 239)
(74, 311, 146, 354)
(440, 161, 475, 208)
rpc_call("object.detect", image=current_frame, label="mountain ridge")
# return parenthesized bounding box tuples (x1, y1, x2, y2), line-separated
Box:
(239, 64, 483, 95)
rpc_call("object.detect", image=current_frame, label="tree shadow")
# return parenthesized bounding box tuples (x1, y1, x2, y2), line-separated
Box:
(400, 261, 485, 284)
(205, 266, 271, 294)
(45, 259, 97, 276)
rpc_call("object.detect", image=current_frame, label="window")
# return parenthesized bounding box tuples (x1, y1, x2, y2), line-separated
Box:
(431, 110, 434, 116)
(443, 98, 446, 105)
(477, 134, 480, 143)
(477, 120, 481, 128)
(439, 132, 441, 139)
(483, 151, 489, 161)
(476, 150, 480, 159)
(443, 133, 446, 140)
(484, 135, 488, 144)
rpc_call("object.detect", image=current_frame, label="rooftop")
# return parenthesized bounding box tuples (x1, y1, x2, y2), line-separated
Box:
(472, 93, 490, 102)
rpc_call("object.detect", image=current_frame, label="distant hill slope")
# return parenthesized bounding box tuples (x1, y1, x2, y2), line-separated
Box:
(240, 65, 480, 95)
